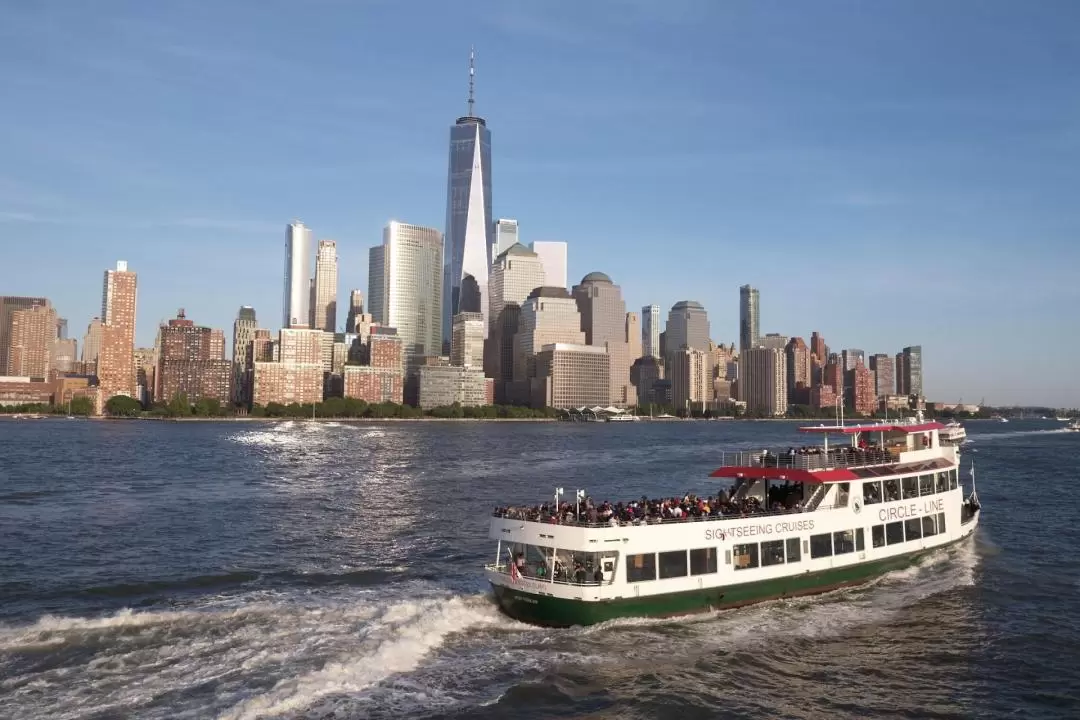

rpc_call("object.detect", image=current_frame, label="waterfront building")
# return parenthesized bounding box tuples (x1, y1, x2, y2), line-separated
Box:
(711, 342, 736, 380)
(283, 221, 313, 328)
(739, 285, 759, 352)
(626, 312, 641, 364)
(451, 311, 484, 368)
(6, 302, 55, 378)
(670, 347, 712, 412)
(785, 337, 811, 405)
(345, 290, 364, 333)
(369, 221, 443, 366)
(665, 301, 710, 357)
(528, 241, 568, 290)
(811, 383, 837, 411)
(902, 345, 923, 397)
(82, 317, 102, 371)
(531, 343, 610, 409)
(810, 331, 828, 364)
(253, 327, 323, 406)
(312, 239, 338, 332)
(848, 362, 877, 416)
(493, 218, 519, 259)
(443, 49, 494, 346)
(134, 347, 155, 405)
(572, 272, 633, 406)
(823, 360, 844, 399)
(512, 287, 584, 392)
(0, 296, 49, 375)
(486, 243, 545, 402)
(97, 261, 138, 409)
(895, 352, 907, 395)
(231, 306, 257, 407)
(641, 304, 661, 359)
(342, 326, 404, 404)
(869, 353, 895, 402)
(50, 337, 78, 375)
(417, 365, 489, 409)
(630, 356, 664, 407)
(155, 310, 230, 405)
(738, 347, 787, 416)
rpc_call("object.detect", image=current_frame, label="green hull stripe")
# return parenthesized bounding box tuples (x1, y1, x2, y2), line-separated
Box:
(492, 538, 968, 627)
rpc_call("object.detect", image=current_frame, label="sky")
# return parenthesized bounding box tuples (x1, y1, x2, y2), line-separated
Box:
(1, 0, 1078, 406)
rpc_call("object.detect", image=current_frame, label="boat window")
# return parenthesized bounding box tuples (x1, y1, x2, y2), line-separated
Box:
(863, 480, 882, 505)
(761, 540, 785, 566)
(690, 547, 718, 575)
(919, 474, 934, 496)
(786, 537, 801, 563)
(904, 518, 922, 541)
(922, 515, 937, 537)
(810, 533, 833, 558)
(833, 530, 855, 555)
(886, 521, 904, 545)
(937, 512, 946, 533)
(626, 553, 656, 583)
(733, 543, 759, 570)
(872, 524, 886, 548)
(658, 550, 688, 579)
(902, 476, 919, 500)
(725, 550, 732, 565)
(949, 470, 958, 491)
(935, 471, 948, 493)
(855, 528, 865, 552)
(836, 483, 850, 507)
(884, 480, 900, 502)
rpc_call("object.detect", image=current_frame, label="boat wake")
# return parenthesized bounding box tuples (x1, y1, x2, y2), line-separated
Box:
(968, 427, 1071, 443)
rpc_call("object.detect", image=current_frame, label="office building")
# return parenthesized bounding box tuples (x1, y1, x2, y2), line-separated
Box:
(902, 345, 923, 397)
(283, 221, 313, 328)
(739, 285, 760, 352)
(50, 337, 78, 375)
(665, 300, 710, 356)
(417, 365, 489, 409)
(82, 317, 102, 369)
(155, 310, 231, 404)
(345, 290, 364, 333)
(810, 331, 828, 364)
(97, 261, 138, 408)
(451, 312, 484, 368)
(493, 218, 519, 258)
(528, 241, 568, 289)
(739, 347, 787, 416)
(486, 243, 545, 401)
(626, 312, 641, 364)
(369, 221, 443, 365)
(630, 356, 664, 407)
(869, 354, 895, 401)
(848, 362, 876, 416)
(231, 306, 258, 407)
(641, 304, 661, 359)
(0, 296, 49, 374)
(572, 272, 633, 406)
(443, 49, 494, 347)
(761, 333, 788, 351)
(312, 239, 338, 332)
(670, 347, 712, 412)
(785, 337, 811, 405)
(6, 302, 55, 378)
(531, 343, 610, 409)
(512, 287, 585, 387)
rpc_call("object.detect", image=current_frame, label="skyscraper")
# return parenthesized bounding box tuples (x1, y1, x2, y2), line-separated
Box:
(512, 287, 585, 385)
(443, 49, 494, 347)
(810, 331, 828, 364)
(739, 347, 787, 416)
(739, 285, 759, 351)
(345, 290, 364, 333)
(370, 221, 443, 365)
(486, 243, 545, 399)
(641, 304, 661, 359)
(6, 302, 55, 378)
(493, 219, 519, 258)
(625, 311, 641, 362)
(98, 261, 138, 406)
(665, 301, 710, 356)
(283, 221, 313, 328)
(313, 240, 338, 332)
(785, 337, 811, 403)
(842, 349, 865, 372)
(451, 312, 485, 368)
(902, 345, 923, 397)
(82, 317, 102, 368)
(869, 353, 894, 401)
(572, 272, 633, 406)
(156, 310, 231, 404)
(528, 241, 568, 289)
(232, 306, 258, 407)
(0, 296, 49, 374)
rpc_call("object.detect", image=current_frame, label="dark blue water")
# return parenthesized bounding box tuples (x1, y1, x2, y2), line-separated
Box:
(0, 418, 1076, 719)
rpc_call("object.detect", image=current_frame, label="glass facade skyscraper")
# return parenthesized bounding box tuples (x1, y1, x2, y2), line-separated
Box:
(442, 51, 494, 350)
(739, 285, 759, 351)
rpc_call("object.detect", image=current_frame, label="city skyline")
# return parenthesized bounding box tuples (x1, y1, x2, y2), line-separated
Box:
(1, 3, 1077, 405)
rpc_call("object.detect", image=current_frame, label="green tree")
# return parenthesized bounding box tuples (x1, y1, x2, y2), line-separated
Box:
(69, 396, 94, 416)
(105, 395, 141, 417)
(193, 397, 221, 417)
(166, 393, 191, 417)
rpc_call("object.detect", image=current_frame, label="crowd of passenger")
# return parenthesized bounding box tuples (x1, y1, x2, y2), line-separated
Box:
(762, 441, 894, 469)
(494, 483, 807, 527)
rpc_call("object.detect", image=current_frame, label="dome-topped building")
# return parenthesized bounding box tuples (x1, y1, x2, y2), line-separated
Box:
(579, 271, 613, 285)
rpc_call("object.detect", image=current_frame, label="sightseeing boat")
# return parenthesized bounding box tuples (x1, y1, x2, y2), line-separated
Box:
(938, 420, 967, 445)
(486, 416, 981, 627)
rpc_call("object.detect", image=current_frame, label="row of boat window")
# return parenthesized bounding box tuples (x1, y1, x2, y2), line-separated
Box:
(736, 529, 864, 569)
(863, 470, 958, 504)
(872, 513, 947, 546)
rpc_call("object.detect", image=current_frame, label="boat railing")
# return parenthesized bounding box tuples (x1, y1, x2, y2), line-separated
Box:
(492, 503, 849, 529)
(485, 563, 607, 587)
(716, 447, 897, 472)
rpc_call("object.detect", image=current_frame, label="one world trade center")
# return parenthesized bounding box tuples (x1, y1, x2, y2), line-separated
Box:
(442, 48, 494, 352)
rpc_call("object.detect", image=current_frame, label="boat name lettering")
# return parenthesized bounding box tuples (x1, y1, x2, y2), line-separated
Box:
(706, 518, 814, 541)
(877, 498, 945, 523)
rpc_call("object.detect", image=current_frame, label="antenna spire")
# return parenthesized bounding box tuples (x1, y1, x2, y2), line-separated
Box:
(467, 46, 475, 117)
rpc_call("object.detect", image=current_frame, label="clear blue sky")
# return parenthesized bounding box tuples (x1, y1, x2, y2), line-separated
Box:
(1, 0, 1077, 406)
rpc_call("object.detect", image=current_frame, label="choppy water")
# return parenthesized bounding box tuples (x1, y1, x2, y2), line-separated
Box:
(0, 418, 1077, 719)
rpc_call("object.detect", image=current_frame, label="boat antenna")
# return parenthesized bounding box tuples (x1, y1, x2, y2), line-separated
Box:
(467, 46, 475, 117)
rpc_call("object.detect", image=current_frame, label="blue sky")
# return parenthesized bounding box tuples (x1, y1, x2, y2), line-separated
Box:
(1, 0, 1078, 406)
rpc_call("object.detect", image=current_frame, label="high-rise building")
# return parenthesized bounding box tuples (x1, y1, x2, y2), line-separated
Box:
(670, 347, 712, 412)
(417, 364, 489, 409)
(232, 306, 258, 407)
(486, 243, 545, 400)
(51, 337, 78, 375)
(345, 290, 364, 333)
(0, 296, 49, 374)
(810, 331, 828, 364)
(625, 312, 641, 364)
(451, 312, 484, 368)
(7, 303, 55, 378)
(528, 241, 568, 289)
(82, 318, 102, 368)
(823, 360, 844, 399)
(253, 327, 324, 406)
(739, 285, 760, 352)
(312, 239, 338, 332)
(370, 221, 443, 366)
(847, 362, 876, 416)
(531, 343, 610, 409)
(665, 301, 710, 356)
(493, 218, 519, 259)
(283, 221, 313, 328)
(761, 333, 788, 351)
(56, 317, 68, 340)
(895, 352, 907, 395)
(343, 326, 404, 404)
(902, 345, 923, 397)
(512, 287, 585, 387)
(738, 347, 787, 416)
(785, 337, 811, 404)
(97, 261, 138, 407)
(155, 310, 231, 404)
(631, 356, 664, 407)
(135, 347, 155, 405)
(842, 349, 865, 372)
(572, 272, 633, 406)
(443, 49, 494, 347)
(641, 304, 661, 359)
(869, 353, 895, 401)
